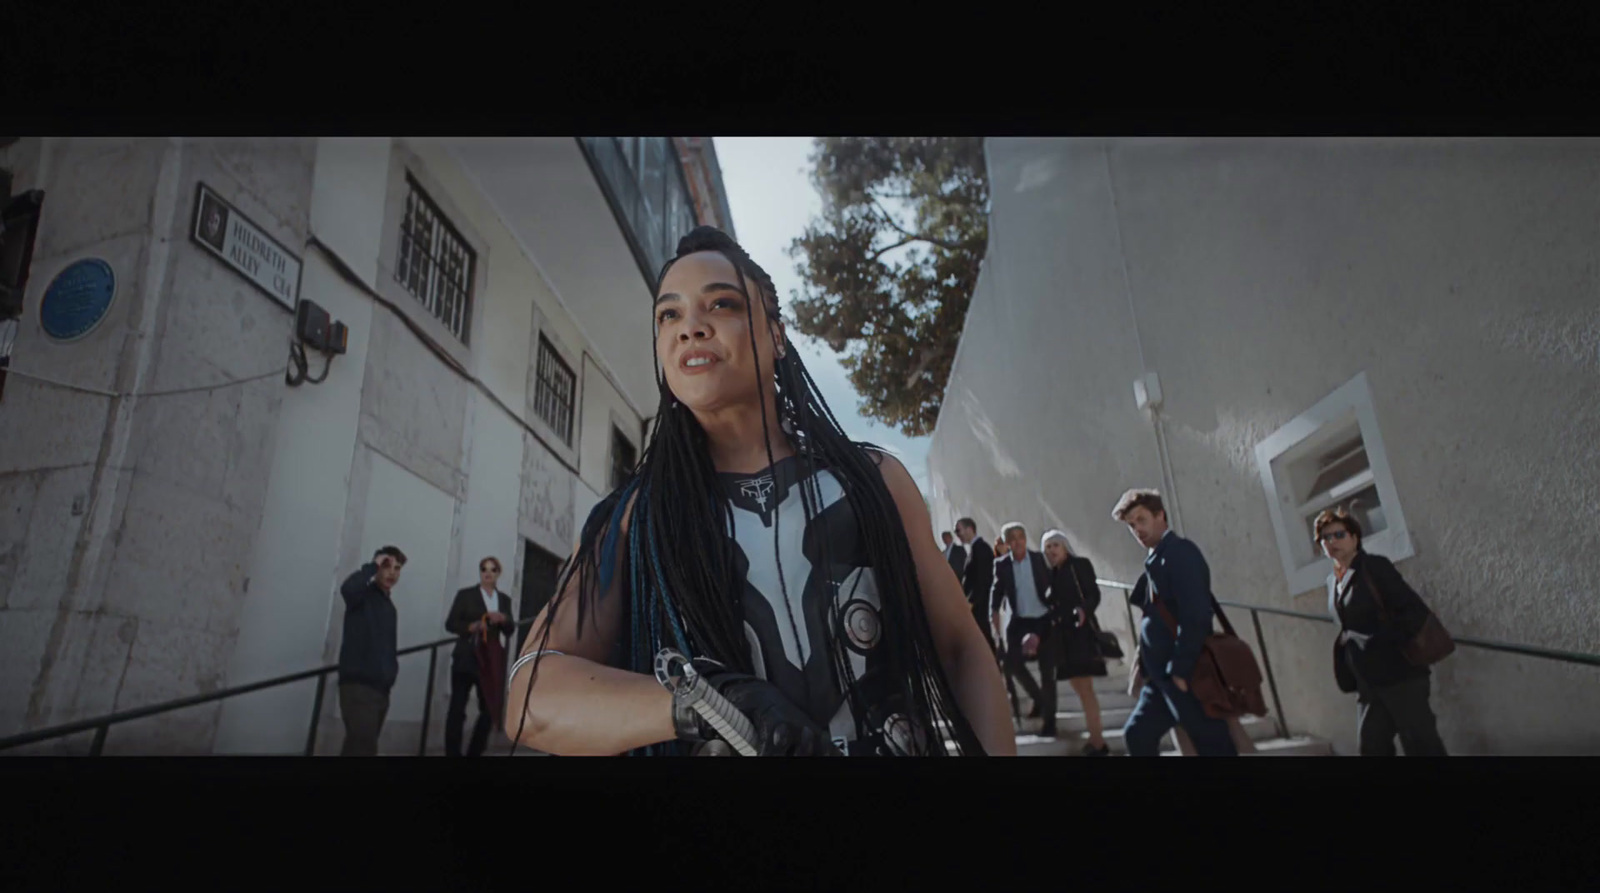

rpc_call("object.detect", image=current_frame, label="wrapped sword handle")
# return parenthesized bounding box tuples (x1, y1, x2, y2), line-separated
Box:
(655, 648, 842, 757)
(656, 649, 761, 756)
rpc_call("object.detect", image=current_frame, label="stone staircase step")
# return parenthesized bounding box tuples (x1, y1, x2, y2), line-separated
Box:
(1013, 734, 1328, 757)
(421, 744, 548, 757)
(1019, 689, 1138, 712)
(1214, 736, 1333, 756)
(940, 706, 1133, 737)
(1045, 706, 1131, 734)
(944, 724, 1154, 756)
(1020, 711, 1280, 744)
(1053, 672, 1133, 698)
(940, 705, 1284, 743)
(946, 714, 1297, 756)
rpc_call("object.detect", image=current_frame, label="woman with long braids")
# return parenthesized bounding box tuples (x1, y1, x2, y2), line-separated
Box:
(502, 227, 1013, 756)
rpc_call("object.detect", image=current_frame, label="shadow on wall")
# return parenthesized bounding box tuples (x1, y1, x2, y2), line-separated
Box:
(957, 388, 1024, 481)
(1035, 493, 1068, 534)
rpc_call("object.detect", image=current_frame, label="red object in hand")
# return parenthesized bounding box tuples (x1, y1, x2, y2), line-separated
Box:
(475, 618, 508, 727)
(1021, 633, 1040, 658)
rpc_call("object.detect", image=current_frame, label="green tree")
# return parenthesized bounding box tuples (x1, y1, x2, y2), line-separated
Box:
(786, 137, 988, 437)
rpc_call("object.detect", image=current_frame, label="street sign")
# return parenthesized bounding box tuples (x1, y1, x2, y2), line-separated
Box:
(190, 182, 300, 311)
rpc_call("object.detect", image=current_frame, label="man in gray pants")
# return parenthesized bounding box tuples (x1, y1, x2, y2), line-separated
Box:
(337, 546, 406, 756)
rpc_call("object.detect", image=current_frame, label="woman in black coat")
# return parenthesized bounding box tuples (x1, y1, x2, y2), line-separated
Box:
(1041, 530, 1110, 757)
(1319, 509, 1447, 756)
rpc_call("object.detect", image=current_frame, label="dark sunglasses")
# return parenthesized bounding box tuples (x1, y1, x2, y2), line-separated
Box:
(1318, 530, 1350, 543)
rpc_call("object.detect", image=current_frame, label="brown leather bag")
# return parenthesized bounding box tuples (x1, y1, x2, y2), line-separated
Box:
(1362, 573, 1455, 666)
(1151, 593, 1269, 720)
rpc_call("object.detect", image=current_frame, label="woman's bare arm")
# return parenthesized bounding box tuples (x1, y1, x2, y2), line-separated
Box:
(502, 497, 678, 756)
(874, 454, 1016, 755)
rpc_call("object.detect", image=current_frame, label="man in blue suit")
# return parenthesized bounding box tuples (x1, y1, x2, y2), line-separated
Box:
(1112, 489, 1237, 757)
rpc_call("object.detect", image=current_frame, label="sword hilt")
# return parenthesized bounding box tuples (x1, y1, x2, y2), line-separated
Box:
(654, 648, 760, 757)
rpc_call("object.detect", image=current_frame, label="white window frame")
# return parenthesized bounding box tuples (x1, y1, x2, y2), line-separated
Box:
(532, 333, 577, 446)
(374, 142, 490, 373)
(395, 172, 475, 343)
(1254, 372, 1414, 596)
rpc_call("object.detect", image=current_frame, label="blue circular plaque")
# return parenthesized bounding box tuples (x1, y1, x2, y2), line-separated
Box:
(40, 258, 117, 342)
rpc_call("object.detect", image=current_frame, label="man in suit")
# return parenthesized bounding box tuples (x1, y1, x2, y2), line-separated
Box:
(956, 518, 995, 653)
(989, 522, 1060, 737)
(942, 531, 968, 580)
(1112, 489, 1237, 757)
(444, 556, 517, 757)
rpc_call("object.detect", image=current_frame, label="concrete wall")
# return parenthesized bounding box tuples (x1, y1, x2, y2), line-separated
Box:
(295, 140, 638, 756)
(213, 138, 388, 755)
(1, 137, 648, 754)
(928, 138, 1600, 755)
(444, 138, 662, 419)
(296, 139, 633, 756)
(1, 138, 314, 753)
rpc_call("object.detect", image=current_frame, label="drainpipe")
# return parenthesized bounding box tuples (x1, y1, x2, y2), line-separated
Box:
(1136, 374, 1185, 536)
(1108, 143, 1192, 753)
(1105, 142, 1184, 536)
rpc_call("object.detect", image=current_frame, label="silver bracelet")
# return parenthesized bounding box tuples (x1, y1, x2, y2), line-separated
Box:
(508, 649, 566, 681)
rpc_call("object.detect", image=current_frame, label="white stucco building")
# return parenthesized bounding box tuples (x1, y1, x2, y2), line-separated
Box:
(928, 138, 1600, 756)
(0, 137, 735, 754)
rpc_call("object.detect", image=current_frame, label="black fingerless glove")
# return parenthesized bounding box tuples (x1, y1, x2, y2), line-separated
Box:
(671, 661, 841, 756)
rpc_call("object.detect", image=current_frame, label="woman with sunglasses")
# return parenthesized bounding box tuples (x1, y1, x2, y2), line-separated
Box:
(1318, 508, 1447, 756)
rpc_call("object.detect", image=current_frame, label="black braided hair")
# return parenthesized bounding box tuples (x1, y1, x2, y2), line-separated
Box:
(511, 226, 984, 757)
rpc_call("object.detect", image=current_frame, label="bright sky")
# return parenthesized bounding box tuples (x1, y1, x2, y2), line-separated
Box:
(712, 137, 933, 496)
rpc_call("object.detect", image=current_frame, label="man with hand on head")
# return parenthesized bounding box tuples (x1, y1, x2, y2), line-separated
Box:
(338, 546, 406, 756)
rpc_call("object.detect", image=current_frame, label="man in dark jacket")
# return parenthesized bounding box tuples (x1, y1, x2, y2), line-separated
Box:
(338, 546, 406, 756)
(444, 556, 516, 757)
(1112, 489, 1237, 757)
(989, 522, 1060, 737)
(942, 531, 968, 580)
(956, 518, 995, 653)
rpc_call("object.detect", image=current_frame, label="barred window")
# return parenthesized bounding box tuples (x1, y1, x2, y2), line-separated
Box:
(534, 336, 576, 445)
(396, 174, 474, 342)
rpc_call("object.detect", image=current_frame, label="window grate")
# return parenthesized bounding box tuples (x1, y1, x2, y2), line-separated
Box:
(534, 336, 576, 445)
(396, 174, 474, 342)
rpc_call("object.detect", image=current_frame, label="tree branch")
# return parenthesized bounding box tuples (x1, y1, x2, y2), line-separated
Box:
(868, 195, 964, 252)
(901, 345, 944, 390)
(868, 195, 912, 235)
(869, 236, 917, 261)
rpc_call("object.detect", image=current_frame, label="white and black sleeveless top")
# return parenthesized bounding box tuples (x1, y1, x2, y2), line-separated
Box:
(717, 452, 929, 756)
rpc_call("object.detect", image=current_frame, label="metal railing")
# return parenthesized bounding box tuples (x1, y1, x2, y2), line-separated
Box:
(0, 619, 540, 756)
(1095, 578, 1600, 740)
(8, 584, 1599, 756)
